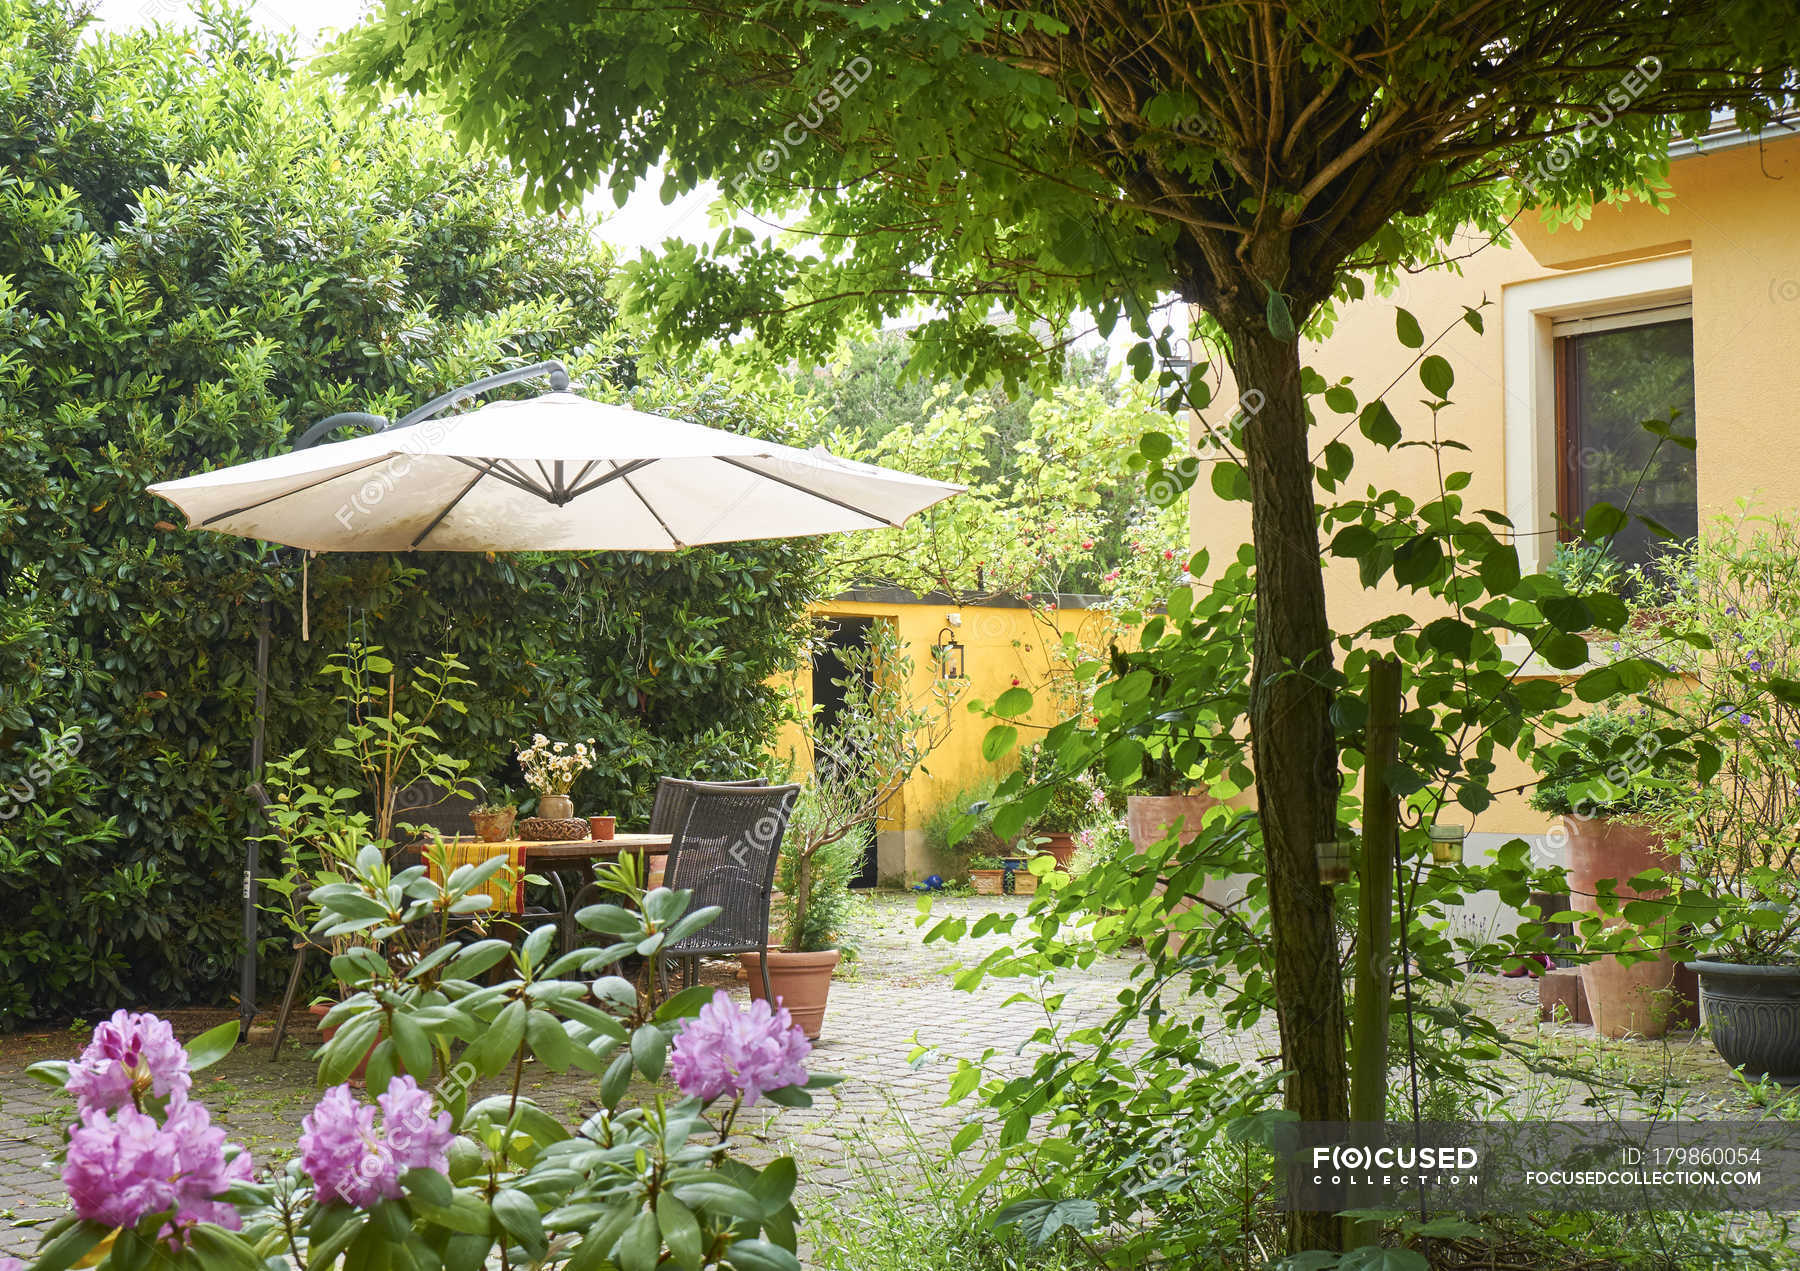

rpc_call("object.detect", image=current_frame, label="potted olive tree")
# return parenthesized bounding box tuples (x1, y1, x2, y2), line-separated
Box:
(1616, 519, 1800, 1079)
(747, 624, 955, 1038)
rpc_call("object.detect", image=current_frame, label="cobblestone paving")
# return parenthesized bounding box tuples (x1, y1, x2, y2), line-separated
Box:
(1, 894, 1769, 1263)
(0, 893, 1149, 1259)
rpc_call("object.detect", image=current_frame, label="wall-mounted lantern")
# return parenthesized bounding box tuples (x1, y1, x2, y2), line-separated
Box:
(933, 613, 966, 680)
(1428, 823, 1467, 866)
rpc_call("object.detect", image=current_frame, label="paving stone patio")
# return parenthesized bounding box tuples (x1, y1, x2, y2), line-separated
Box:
(0, 891, 1771, 1263)
(0, 892, 1150, 1259)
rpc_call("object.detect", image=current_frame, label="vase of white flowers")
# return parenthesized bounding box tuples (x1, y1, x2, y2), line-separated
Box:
(517, 734, 596, 821)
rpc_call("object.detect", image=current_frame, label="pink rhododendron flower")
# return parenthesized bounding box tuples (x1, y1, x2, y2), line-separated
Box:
(67, 1011, 191, 1114)
(669, 991, 810, 1105)
(300, 1078, 450, 1208)
(63, 1097, 249, 1236)
(378, 1077, 453, 1175)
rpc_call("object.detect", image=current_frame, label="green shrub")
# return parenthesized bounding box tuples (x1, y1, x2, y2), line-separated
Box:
(1528, 709, 1681, 818)
(0, 1, 819, 1026)
(922, 777, 1005, 866)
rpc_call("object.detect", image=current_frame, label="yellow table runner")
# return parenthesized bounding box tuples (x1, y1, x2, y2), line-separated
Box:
(423, 839, 529, 914)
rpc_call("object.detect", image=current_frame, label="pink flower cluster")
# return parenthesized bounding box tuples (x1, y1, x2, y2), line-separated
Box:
(64, 1099, 250, 1233)
(669, 991, 810, 1106)
(299, 1077, 452, 1208)
(58, 1012, 249, 1240)
(66, 1010, 191, 1111)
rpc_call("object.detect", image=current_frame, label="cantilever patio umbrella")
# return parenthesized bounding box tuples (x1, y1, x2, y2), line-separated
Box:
(147, 360, 962, 1037)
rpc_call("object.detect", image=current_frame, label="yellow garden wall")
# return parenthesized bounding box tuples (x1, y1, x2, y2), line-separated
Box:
(1188, 132, 1800, 841)
(774, 590, 1135, 882)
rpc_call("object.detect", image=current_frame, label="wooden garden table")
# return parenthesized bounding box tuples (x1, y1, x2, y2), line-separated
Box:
(526, 833, 671, 951)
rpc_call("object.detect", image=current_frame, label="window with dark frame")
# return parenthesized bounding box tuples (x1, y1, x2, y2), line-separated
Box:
(1554, 308, 1698, 577)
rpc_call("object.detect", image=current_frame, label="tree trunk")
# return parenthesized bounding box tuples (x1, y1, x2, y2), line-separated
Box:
(1226, 322, 1348, 1253)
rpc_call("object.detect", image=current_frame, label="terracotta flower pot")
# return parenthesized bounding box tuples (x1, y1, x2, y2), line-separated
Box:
(970, 869, 1004, 896)
(1126, 793, 1216, 852)
(470, 807, 516, 843)
(538, 794, 575, 821)
(588, 815, 616, 841)
(309, 1003, 376, 1082)
(1563, 814, 1683, 1039)
(742, 948, 842, 1040)
(1037, 832, 1078, 870)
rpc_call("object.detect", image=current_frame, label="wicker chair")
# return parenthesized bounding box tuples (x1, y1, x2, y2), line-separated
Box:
(648, 775, 769, 835)
(660, 783, 799, 1003)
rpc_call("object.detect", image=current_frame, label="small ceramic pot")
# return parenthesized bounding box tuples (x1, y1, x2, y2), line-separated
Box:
(470, 807, 517, 843)
(538, 794, 575, 821)
(589, 815, 616, 841)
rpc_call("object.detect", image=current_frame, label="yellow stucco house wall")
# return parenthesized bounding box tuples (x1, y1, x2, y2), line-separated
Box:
(1188, 130, 1800, 883)
(775, 589, 1135, 882)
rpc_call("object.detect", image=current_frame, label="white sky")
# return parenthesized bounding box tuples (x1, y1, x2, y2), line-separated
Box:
(94, 0, 1172, 365)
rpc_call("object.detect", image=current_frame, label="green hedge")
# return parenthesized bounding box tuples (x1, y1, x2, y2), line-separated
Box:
(0, 1, 820, 1027)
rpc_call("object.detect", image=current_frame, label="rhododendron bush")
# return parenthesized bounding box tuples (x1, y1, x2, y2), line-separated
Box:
(23, 847, 833, 1271)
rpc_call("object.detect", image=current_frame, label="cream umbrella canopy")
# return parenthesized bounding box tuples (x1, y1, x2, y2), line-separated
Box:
(148, 360, 960, 1041)
(149, 375, 960, 551)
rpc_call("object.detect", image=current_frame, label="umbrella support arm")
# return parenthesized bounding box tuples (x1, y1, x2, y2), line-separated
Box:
(240, 601, 271, 1044)
(288, 362, 569, 451)
(393, 361, 569, 432)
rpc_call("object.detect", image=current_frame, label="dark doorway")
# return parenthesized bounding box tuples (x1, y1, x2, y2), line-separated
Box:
(812, 616, 879, 889)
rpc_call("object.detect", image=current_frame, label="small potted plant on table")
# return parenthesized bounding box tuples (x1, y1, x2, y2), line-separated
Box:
(470, 796, 518, 843)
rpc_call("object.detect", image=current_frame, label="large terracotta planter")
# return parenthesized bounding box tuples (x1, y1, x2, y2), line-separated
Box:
(1563, 815, 1683, 1039)
(1037, 832, 1079, 871)
(1690, 961, 1800, 1083)
(742, 949, 841, 1040)
(1126, 794, 1216, 853)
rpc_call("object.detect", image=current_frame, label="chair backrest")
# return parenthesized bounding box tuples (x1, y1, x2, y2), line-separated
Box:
(664, 784, 800, 956)
(648, 775, 769, 835)
(394, 780, 481, 840)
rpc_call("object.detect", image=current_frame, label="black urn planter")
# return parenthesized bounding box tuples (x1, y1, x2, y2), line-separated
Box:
(1690, 961, 1800, 1083)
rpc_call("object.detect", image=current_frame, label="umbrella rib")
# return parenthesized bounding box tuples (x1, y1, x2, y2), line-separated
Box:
(716, 456, 902, 528)
(618, 468, 684, 548)
(449, 456, 550, 501)
(566, 458, 655, 499)
(411, 461, 494, 549)
(199, 453, 396, 526)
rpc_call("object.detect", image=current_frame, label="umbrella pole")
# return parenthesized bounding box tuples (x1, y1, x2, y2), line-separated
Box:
(240, 600, 270, 1043)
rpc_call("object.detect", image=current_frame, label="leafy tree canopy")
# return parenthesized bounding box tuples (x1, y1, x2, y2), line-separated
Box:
(801, 332, 1184, 601)
(334, 0, 1796, 383)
